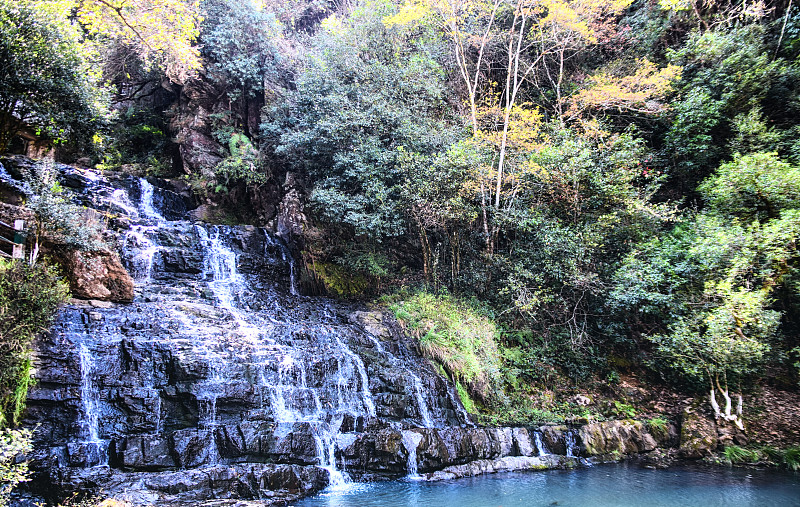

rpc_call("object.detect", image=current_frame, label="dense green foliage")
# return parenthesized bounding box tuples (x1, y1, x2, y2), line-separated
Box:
(0, 260, 69, 427)
(0, 427, 32, 507)
(612, 152, 800, 394)
(25, 161, 107, 261)
(0, 0, 102, 154)
(8, 0, 800, 426)
(264, 4, 457, 244)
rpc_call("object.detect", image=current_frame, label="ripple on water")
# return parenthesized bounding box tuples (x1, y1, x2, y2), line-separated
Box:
(294, 463, 800, 507)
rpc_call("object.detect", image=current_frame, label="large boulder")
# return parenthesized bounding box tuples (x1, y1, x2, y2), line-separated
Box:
(62, 249, 134, 302)
(578, 420, 658, 457)
(679, 404, 719, 458)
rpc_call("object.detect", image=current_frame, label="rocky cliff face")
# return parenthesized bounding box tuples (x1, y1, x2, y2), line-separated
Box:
(19, 169, 467, 504)
(11, 165, 682, 506)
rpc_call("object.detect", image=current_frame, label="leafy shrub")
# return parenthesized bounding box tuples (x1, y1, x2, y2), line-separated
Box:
(0, 259, 69, 426)
(213, 132, 269, 191)
(0, 427, 31, 507)
(24, 161, 107, 261)
(613, 401, 637, 419)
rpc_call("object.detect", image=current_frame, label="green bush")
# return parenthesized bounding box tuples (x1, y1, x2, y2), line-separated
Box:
(213, 132, 269, 191)
(0, 427, 32, 507)
(25, 161, 107, 261)
(613, 401, 637, 419)
(722, 445, 762, 465)
(783, 446, 800, 471)
(0, 259, 69, 427)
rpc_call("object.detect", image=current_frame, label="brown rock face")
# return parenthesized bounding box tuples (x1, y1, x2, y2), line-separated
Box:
(170, 78, 225, 176)
(679, 405, 718, 458)
(579, 420, 658, 456)
(62, 249, 134, 302)
(277, 172, 306, 239)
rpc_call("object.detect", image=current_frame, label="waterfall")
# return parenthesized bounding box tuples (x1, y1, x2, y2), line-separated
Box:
(364, 334, 435, 428)
(77, 342, 108, 467)
(195, 224, 262, 341)
(333, 334, 376, 418)
(122, 226, 160, 282)
(401, 430, 424, 479)
(410, 374, 434, 428)
(534, 431, 550, 456)
(314, 416, 349, 489)
(139, 178, 166, 223)
(109, 188, 138, 216)
(565, 429, 578, 458)
(78, 343, 100, 443)
(43, 167, 474, 494)
(279, 243, 299, 296)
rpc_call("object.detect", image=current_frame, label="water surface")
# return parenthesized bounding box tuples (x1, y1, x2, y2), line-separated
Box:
(295, 463, 800, 507)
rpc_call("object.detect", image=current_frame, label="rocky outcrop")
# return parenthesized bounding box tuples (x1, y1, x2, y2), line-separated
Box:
(679, 405, 718, 458)
(276, 172, 305, 240)
(578, 420, 660, 457)
(424, 455, 571, 481)
(62, 249, 135, 302)
(170, 78, 225, 177)
(43, 464, 328, 506)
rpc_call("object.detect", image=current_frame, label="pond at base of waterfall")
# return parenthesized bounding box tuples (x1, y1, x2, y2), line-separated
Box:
(294, 463, 800, 507)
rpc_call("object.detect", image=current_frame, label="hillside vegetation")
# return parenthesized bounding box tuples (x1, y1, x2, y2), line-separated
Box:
(2, 0, 800, 436)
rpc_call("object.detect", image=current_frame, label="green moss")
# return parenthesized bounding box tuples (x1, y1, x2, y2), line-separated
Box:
(309, 262, 368, 297)
(456, 381, 476, 413)
(387, 291, 503, 405)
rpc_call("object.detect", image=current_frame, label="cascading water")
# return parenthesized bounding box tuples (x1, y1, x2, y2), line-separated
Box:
(564, 430, 576, 458)
(113, 179, 165, 282)
(401, 430, 424, 479)
(565, 429, 578, 458)
(78, 343, 100, 443)
(77, 342, 108, 467)
(26, 166, 479, 504)
(138, 178, 166, 223)
(411, 375, 433, 429)
(534, 431, 550, 456)
(363, 335, 436, 429)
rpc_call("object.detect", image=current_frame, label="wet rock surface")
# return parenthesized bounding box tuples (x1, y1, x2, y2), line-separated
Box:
(40, 464, 329, 506)
(21, 166, 470, 504)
